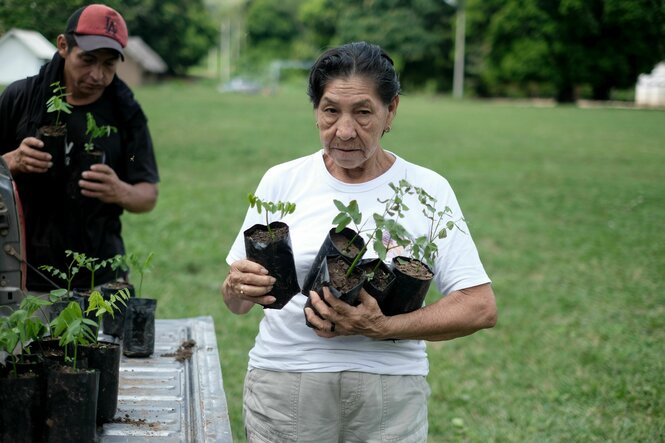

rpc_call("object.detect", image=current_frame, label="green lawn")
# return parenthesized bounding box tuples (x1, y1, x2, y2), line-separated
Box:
(122, 79, 665, 442)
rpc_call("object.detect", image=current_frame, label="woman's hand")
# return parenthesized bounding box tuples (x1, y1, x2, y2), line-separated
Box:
(304, 287, 391, 339)
(221, 259, 277, 314)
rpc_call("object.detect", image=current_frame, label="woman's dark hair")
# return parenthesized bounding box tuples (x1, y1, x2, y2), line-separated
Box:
(307, 41, 401, 108)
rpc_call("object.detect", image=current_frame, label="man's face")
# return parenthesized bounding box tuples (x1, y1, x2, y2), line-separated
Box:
(59, 39, 120, 99)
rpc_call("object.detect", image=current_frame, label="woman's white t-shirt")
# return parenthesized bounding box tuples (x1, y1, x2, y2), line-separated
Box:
(226, 150, 490, 376)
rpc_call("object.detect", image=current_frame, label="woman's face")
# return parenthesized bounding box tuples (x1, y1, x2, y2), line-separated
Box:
(316, 75, 398, 173)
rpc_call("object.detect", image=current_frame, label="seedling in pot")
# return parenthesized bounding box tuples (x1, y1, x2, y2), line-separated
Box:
(39, 249, 82, 295)
(108, 254, 130, 281)
(0, 297, 49, 376)
(331, 179, 414, 278)
(126, 251, 154, 298)
(49, 302, 97, 369)
(84, 112, 117, 153)
(70, 251, 113, 290)
(403, 185, 466, 269)
(84, 289, 131, 342)
(45, 81, 73, 129)
(248, 193, 296, 240)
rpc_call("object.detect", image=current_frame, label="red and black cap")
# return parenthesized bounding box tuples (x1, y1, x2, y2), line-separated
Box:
(65, 4, 128, 59)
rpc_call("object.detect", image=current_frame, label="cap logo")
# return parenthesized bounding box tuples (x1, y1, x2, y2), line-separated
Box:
(105, 16, 118, 36)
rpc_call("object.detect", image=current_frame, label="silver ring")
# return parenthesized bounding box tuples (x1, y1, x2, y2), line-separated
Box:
(240, 285, 245, 295)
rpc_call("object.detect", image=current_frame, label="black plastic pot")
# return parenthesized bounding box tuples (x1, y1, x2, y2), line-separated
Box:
(48, 294, 85, 322)
(359, 258, 396, 308)
(381, 256, 433, 316)
(101, 282, 135, 337)
(123, 297, 157, 358)
(44, 366, 99, 443)
(79, 148, 106, 172)
(244, 221, 300, 309)
(301, 227, 365, 296)
(36, 125, 66, 181)
(82, 341, 121, 424)
(0, 373, 44, 443)
(0, 354, 46, 443)
(305, 254, 366, 328)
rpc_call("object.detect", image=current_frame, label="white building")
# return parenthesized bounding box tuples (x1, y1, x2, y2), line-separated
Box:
(635, 62, 665, 107)
(0, 29, 56, 85)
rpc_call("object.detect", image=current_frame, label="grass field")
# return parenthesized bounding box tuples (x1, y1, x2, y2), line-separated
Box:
(121, 79, 664, 442)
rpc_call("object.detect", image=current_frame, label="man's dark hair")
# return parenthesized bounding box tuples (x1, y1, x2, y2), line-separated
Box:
(307, 41, 401, 108)
(64, 33, 77, 52)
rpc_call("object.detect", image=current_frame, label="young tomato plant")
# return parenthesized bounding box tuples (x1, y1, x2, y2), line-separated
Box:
(248, 193, 296, 239)
(84, 112, 117, 152)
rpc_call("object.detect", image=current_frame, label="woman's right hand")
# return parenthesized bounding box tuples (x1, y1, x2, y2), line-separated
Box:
(221, 259, 277, 314)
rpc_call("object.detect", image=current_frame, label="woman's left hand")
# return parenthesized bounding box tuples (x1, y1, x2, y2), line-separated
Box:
(305, 287, 390, 339)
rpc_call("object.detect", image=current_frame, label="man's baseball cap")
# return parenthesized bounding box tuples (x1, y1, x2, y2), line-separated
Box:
(65, 4, 128, 59)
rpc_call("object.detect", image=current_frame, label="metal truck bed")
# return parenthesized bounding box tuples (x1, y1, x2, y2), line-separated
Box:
(99, 316, 233, 442)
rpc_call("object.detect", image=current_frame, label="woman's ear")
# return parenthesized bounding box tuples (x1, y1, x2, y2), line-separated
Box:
(387, 95, 400, 125)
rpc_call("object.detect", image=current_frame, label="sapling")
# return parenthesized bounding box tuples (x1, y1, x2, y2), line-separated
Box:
(331, 179, 414, 278)
(49, 302, 96, 369)
(108, 254, 130, 281)
(403, 185, 466, 268)
(84, 112, 117, 152)
(84, 288, 131, 341)
(248, 193, 296, 239)
(46, 81, 72, 127)
(0, 297, 49, 376)
(71, 251, 113, 289)
(40, 249, 83, 294)
(126, 251, 154, 298)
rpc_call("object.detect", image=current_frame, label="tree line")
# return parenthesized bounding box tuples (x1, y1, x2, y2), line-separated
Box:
(2, 0, 663, 102)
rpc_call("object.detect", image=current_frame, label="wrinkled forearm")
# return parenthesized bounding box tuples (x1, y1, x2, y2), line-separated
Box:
(374, 283, 497, 342)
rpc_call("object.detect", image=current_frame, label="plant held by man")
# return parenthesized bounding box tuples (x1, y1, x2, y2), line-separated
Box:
(46, 81, 72, 127)
(84, 112, 117, 152)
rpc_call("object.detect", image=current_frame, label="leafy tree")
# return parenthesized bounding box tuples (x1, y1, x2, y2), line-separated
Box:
(123, 0, 217, 75)
(298, 0, 456, 92)
(0, 0, 217, 76)
(473, 0, 665, 101)
(0, 0, 85, 41)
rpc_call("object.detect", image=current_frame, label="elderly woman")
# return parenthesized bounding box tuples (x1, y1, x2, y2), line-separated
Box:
(222, 41, 497, 442)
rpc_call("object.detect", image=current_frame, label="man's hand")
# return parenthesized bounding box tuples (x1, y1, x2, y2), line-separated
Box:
(3, 137, 51, 175)
(79, 163, 127, 203)
(79, 165, 158, 213)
